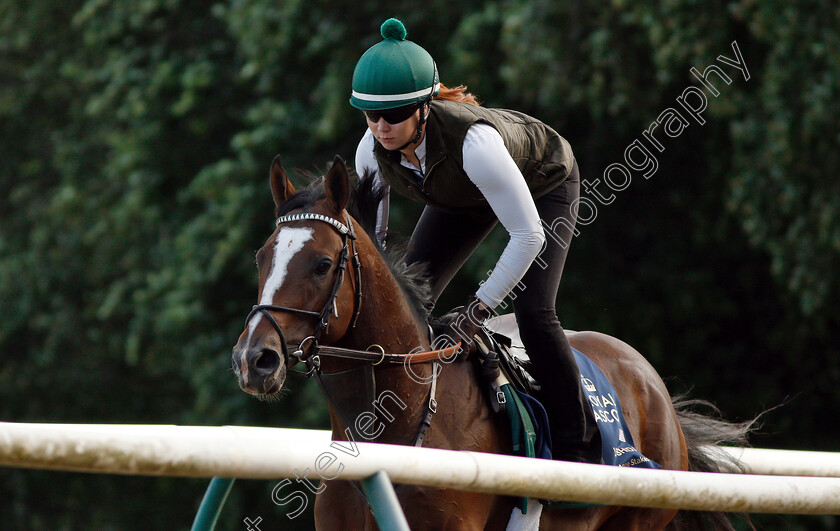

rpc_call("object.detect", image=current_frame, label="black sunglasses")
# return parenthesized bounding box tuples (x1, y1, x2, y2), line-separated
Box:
(363, 104, 420, 125)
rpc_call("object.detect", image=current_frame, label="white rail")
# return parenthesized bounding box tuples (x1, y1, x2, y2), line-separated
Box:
(719, 446, 840, 478)
(1, 423, 839, 515)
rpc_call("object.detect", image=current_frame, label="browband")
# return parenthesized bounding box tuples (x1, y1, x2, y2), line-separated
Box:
(275, 213, 354, 237)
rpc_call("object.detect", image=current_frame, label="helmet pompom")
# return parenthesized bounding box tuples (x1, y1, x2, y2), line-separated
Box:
(380, 18, 407, 40)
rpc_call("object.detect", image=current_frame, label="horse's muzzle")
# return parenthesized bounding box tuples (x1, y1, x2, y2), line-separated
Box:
(232, 346, 286, 395)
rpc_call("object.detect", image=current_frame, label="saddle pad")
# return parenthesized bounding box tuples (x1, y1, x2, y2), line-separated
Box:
(572, 348, 660, 469)
(501, 385, 537, 514)
(485, 314, 659, 469)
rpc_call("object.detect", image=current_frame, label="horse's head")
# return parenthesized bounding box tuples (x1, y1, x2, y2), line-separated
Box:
(232, 155, 359, 396)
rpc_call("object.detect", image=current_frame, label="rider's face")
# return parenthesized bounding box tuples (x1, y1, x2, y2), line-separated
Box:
(364, 105, 422, 151)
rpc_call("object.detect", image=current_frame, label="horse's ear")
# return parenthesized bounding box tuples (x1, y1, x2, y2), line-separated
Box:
(324, 155, 350, 214)
(270, 155, 296, 208)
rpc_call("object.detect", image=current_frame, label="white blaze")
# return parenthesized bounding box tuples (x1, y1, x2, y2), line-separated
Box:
(247, 227, 314, 338)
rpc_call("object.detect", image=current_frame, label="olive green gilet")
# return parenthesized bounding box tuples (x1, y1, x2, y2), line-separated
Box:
(372, 99, 575, 212)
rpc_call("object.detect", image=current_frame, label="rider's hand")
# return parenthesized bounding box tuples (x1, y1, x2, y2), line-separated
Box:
(444, 296, 493, 356)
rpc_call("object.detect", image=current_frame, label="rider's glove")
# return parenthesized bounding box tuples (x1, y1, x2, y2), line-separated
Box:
(444, 296, 493, 356)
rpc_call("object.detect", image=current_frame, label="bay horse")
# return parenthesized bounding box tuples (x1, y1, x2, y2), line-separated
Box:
(231, 155, 749, 530)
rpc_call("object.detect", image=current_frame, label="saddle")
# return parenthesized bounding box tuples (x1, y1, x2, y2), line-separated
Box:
(430, 312, 541, 413)
(481, 314, 542, 399)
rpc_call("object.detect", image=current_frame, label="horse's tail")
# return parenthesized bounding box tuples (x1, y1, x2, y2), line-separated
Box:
(668, 395, 759, 531)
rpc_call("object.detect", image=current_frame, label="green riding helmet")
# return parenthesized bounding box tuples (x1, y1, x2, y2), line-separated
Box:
(350, 18, 440, 111)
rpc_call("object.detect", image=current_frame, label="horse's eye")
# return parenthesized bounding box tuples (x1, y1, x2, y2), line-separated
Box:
(314, 257, 333, 275)
(255, 248, 266, 268)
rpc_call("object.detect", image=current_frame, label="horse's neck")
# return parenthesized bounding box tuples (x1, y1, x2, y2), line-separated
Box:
(325, 236, 448, 444)
(339, 239, 429, 354)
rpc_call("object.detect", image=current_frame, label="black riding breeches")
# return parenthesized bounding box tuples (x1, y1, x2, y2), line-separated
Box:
(405, 161, 600, 461)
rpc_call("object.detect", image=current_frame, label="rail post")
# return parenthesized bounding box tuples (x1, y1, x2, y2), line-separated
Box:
(360, 470, 411, 531)
(191, 477, 235, 531)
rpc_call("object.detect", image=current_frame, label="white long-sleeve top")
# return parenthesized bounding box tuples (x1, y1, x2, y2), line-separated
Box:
(355, 123, 546, 309)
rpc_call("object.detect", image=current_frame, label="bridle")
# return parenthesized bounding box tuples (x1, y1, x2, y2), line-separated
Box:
(244, 211, 362, 373)
(241, 207, 453, 450)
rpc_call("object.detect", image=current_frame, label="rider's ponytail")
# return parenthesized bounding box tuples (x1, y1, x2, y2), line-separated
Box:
(435, 83, 481, 106)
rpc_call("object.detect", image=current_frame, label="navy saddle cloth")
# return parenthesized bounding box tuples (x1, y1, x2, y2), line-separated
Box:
(484, 314, 660, 469)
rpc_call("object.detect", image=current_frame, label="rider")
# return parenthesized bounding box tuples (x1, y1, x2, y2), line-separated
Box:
(351, 18, 599, 464)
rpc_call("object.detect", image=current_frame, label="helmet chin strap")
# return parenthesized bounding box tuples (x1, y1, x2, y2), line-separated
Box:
(395, 63, 438, 153)
(396, 100, 430, 152)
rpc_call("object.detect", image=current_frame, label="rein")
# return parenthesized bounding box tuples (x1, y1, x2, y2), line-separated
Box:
(316, 343, 459, 365)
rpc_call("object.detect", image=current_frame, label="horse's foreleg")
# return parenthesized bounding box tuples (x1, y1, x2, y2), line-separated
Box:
(599, 507, 677, 530)
(314, 480, 374, 530)
(396, 486, 503, 530)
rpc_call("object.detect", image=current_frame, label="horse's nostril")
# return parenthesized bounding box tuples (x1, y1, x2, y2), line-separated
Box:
(253, 348, 281, 375)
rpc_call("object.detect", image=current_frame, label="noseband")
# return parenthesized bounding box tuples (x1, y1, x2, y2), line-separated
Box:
(245, 212, 362, 371)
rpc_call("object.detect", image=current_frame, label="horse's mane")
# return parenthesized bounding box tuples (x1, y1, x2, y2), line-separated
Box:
(276, 171, 433, 322)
